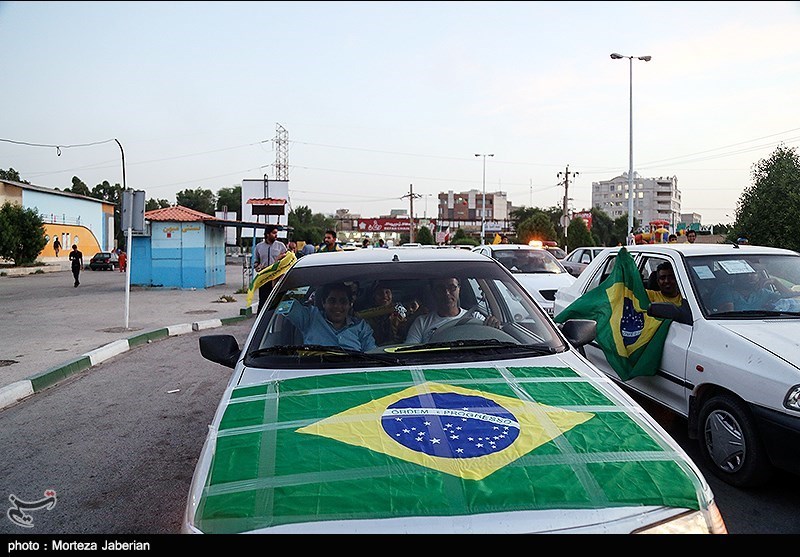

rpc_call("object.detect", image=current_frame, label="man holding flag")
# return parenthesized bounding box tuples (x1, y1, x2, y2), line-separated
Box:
(253, 225, 287, 313)
(554, 247, 673, 381)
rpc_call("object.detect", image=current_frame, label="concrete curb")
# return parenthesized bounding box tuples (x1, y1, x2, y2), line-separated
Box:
(0, 312, 255, 411)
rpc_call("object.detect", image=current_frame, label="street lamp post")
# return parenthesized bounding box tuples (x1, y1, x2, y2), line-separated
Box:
(475, 153, 494, 245)
(610, 53, 651, 241)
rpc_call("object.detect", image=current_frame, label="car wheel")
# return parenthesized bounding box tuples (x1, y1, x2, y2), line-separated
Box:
(697, 393, 772, 488)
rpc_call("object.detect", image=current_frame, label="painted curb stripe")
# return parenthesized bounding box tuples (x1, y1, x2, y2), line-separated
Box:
(8, 315, 252, 401)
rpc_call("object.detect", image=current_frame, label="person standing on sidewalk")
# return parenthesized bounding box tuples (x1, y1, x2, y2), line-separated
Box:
(53, 236, 61, 257)
(253, 225, 287, 313)
(68, 244, 83, 287)
(118, 250, 127, 272)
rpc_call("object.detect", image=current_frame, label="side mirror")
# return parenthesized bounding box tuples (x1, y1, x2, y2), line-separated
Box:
(648, 301, 693, 325)
(560, 319, 597, 348)
(199, 335, 241, 369)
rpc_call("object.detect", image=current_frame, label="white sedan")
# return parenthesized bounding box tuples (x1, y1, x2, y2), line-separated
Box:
(472, 244, 575, 318)
(554, 243, 800, 488)
(185, 248, 725, 534)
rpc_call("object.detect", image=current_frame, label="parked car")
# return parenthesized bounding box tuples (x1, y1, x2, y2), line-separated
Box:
(553, 243, 800, 488)
(88, 251, 118, 271)
(472, 244, 575, 318)
(185, 248, 725, 534)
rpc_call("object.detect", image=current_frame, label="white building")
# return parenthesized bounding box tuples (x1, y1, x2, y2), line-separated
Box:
(591, 173, 681, 231)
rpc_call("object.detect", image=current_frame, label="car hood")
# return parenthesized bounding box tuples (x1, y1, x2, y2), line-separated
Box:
(186, 355, 711, 534)
(513, 273, 575, 292)
(717, 320, 800, 369)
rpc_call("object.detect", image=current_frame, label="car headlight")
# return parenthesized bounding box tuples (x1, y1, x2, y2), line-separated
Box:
(633, 502, 727, 534)
(784, 384, 800, 411)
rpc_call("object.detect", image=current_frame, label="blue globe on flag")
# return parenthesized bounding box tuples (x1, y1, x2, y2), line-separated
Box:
(381, 392, 520, 458)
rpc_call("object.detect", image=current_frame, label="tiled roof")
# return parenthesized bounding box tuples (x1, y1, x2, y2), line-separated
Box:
(247, 198, 286, 205)
(144, 205, 217, 222)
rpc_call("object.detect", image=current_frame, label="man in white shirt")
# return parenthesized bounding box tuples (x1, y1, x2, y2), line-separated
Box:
(404, 278, 499, 344)
(253, 225, 287, 313)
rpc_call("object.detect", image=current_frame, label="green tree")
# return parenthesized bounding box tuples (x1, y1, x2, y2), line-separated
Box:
(511, 205, 564, 243)
(566, 217, 594, 252)
(216, 185, 243, 245)
(589, 208, 614, 247)
(176, 187, 216, 215)
(287, 205, 335, 246)
(91, 180, 125, 249)
(729, 144, 800, 249)
(0, 202, 47, 265)
(516, 213, 556, 244)
(416, 225, 434, 245)
(216, 186, 242, 216)
(450, 227, 477, 246)
(0, 168, 30, 184)
(146, 198, 171, 211)
(65, 176, 91, 196)
(613, 215, 632, 246)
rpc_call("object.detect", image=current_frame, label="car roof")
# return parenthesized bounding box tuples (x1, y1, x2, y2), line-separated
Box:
(294, 246, 489, 267)
(479, 244, 552, 252)
(608, 243, 799, 257)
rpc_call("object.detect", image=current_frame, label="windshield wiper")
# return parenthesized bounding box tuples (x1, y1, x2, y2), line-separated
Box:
(393, 339, 557, 355)
(248, 345, 400, 365)
(713, 310, 798, 318)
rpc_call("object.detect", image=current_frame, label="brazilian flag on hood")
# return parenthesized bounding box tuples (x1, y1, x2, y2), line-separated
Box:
(554, 247, 671, 381)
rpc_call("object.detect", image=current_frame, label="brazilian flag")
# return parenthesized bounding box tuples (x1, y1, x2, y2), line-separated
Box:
(554, 247, 671, 381)
(193, 366, 703, 534)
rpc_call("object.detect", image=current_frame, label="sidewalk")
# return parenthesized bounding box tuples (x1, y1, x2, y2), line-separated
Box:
(0, 260, 257, 410)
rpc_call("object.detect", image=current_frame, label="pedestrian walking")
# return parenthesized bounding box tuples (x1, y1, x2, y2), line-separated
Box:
(53, 237, 61, 257)
(118, 250, 127, 272)
(68, 244, 83, 287)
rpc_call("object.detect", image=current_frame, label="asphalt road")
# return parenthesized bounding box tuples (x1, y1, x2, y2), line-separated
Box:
(0, 317, 797, 535)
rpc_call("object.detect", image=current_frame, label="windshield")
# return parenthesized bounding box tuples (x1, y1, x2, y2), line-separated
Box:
(493, 249, 565, 274)
(687, 253, 800, 317)
(246, 260, 565, 368)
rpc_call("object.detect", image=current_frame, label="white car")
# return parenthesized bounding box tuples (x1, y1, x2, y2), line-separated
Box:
(185, 248, 725, 534)
(563, 246, 608, 267)
(472, 244, 576, 318)
(554, 243, 800, 488)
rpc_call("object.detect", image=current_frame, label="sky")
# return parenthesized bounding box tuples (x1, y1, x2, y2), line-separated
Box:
(2, 1, 799, 225)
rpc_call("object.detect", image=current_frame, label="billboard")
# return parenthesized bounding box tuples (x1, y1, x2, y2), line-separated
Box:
(241, 179, 289, 238)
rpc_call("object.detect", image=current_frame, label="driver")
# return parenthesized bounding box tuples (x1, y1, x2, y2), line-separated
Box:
(404, 277, 499, 344)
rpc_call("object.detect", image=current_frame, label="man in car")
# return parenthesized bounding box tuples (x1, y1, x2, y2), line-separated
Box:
(404, 278, 500, 344)
(284, 282, 376, 351)
(715, 268, 798, 312)
(647, 262, 683, 306)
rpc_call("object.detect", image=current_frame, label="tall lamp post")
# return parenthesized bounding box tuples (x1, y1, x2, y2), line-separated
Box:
(610, 53, 651, 241)
(475, 153, 494, 245)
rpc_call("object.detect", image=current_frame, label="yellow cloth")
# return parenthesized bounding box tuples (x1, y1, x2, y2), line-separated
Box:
(246, 251, 297, 306)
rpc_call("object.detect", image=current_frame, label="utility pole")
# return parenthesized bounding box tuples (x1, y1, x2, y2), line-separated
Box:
(557, 165, 578, 251)
(401, 184, 422, 243)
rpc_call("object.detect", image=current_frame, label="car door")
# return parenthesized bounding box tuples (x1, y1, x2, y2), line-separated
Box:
(580, 252, 691, 416)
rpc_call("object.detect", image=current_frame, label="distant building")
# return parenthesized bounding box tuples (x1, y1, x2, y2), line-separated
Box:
(436, 189, 513, 238)
(0, 179, 116, 259)
(591, 173, 681, 232)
